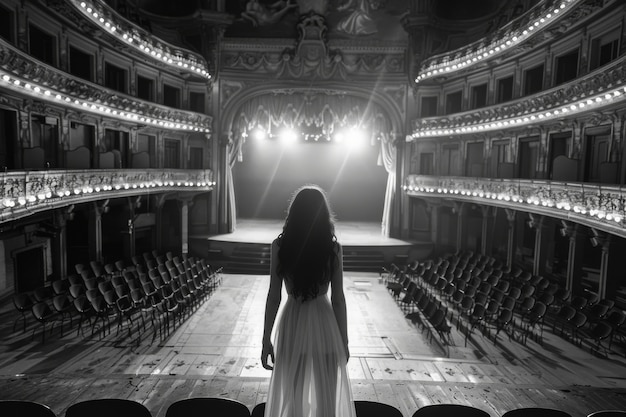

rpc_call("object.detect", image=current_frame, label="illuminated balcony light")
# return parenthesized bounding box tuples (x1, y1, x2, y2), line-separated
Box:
(415, 0, 581, 84)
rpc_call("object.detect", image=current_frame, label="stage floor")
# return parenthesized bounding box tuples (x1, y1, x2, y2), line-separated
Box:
(206, 218, 412, 246)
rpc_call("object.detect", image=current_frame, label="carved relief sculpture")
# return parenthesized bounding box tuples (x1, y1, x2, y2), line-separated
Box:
(336, 0, 378, 35)
(241, 0, 298, 27)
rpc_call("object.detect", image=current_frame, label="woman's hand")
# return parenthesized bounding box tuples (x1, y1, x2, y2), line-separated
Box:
(261, 341, 275, 370)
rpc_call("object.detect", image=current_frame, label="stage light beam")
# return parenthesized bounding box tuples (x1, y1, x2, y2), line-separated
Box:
(345, 127, 366, 151)
(251, 127, 267, 141)
(279, 128, 298, 145)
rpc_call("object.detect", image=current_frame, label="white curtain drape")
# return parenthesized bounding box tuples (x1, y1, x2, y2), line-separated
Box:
(378, 132, 396, 237)
(226, 131, 245, 232)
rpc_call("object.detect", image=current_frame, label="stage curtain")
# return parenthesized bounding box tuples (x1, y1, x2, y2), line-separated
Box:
(376, 125, 396, 238)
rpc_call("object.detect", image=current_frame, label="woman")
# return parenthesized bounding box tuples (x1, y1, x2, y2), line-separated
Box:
(262, 185, 355, 417)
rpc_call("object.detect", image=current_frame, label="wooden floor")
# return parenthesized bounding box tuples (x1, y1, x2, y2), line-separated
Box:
(1, 273, 625, 417)
(203, 219, 412, 246)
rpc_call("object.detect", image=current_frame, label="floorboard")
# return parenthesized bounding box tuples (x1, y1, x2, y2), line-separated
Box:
(0, 273, 625, 417)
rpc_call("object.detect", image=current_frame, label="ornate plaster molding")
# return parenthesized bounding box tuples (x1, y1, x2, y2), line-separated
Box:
(409, 55, 626, 139)
(221, 14, 406, 81)
(0, 169, 213, 224)
(0, 39, 212, 132)
(414, 0, 606, 83)
(404, 174, 626, 238)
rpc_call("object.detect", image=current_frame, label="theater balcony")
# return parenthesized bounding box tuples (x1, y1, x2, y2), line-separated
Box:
(402, 0, 626, 309)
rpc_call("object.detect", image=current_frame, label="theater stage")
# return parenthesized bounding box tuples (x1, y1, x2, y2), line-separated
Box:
(190, 219, 433, 274)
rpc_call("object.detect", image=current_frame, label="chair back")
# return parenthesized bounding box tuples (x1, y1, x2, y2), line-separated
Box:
(588, 411, 626, 417)
(412, 404, 491, 417)
(165, 397, 250, 417)
(0, 400, 57, 416)
(503, 408, 571, 417)
(251, 402, 265, 417)
(354, 400, 403, 417)
(65, 399, 151, 417)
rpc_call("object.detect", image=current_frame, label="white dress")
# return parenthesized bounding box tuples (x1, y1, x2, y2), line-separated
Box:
(265, 285, 356, 417)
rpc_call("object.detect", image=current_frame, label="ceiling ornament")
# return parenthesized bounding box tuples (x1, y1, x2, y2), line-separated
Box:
(221, 13, 405, 80)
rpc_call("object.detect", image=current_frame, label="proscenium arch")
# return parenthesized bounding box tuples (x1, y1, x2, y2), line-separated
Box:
(219, 82, 406, 235)
(221, 83, 405, 142)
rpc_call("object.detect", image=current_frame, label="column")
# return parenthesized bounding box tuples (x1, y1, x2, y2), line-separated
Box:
(567, 224, 586, 293)
(480, 206, 495, 256)
(154, 194, 167, 254)
(454, 202, 465, 253)
(123, 197, 138, 260)
(505, 209, 516, 268)
(179, 198, 193, 256)
(429, 203, 438, 248)
(51, 209, 68, 280)
(592, 230, 610, 300)
(529, 214, 545, 276)
(88, 203, 104, 263)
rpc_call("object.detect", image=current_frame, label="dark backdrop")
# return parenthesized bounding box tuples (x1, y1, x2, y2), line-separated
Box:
(233, 138, 388, 222)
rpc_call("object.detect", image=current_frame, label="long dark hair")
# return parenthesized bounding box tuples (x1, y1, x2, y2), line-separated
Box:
(277, 185, 338, 300)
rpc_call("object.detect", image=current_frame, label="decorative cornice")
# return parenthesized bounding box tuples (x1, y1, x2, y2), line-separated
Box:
(0, 169, 214, 225)
(414, 0, 585, 83)
(408, 55, 626, 140)
(0, 39, 211, 133)
(404, 175, 626, 238)
(65, 0, 211, 80)
(221, 14, 406, 81)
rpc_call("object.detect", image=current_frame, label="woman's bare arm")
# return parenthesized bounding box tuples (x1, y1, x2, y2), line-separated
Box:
(262, 239, 282, 369)
(330, 243, 349, 360)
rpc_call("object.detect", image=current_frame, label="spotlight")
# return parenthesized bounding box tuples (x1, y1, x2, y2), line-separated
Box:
(279, 128, 298, 145)
(343, 127, 367, 151)
(251, 127, 267, 141)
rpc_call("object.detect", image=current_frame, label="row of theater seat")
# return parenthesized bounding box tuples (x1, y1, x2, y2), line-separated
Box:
(12, 250, 222, 343)
(385, 251, 626, 357)
(1, 397, 623, 417)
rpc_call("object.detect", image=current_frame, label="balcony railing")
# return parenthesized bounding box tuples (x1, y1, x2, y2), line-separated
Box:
(67, 0, 211, 79)
(415, 0, 583, 83)
(0, 39, 212, 133)
(0, 169, 214, 224)
(404, 175, 626, 238)
(409, 54, 626, 139)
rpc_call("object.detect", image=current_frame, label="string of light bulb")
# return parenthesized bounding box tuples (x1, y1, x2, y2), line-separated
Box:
(71, 0, 211, 80)
(415, 0, 580, 84)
